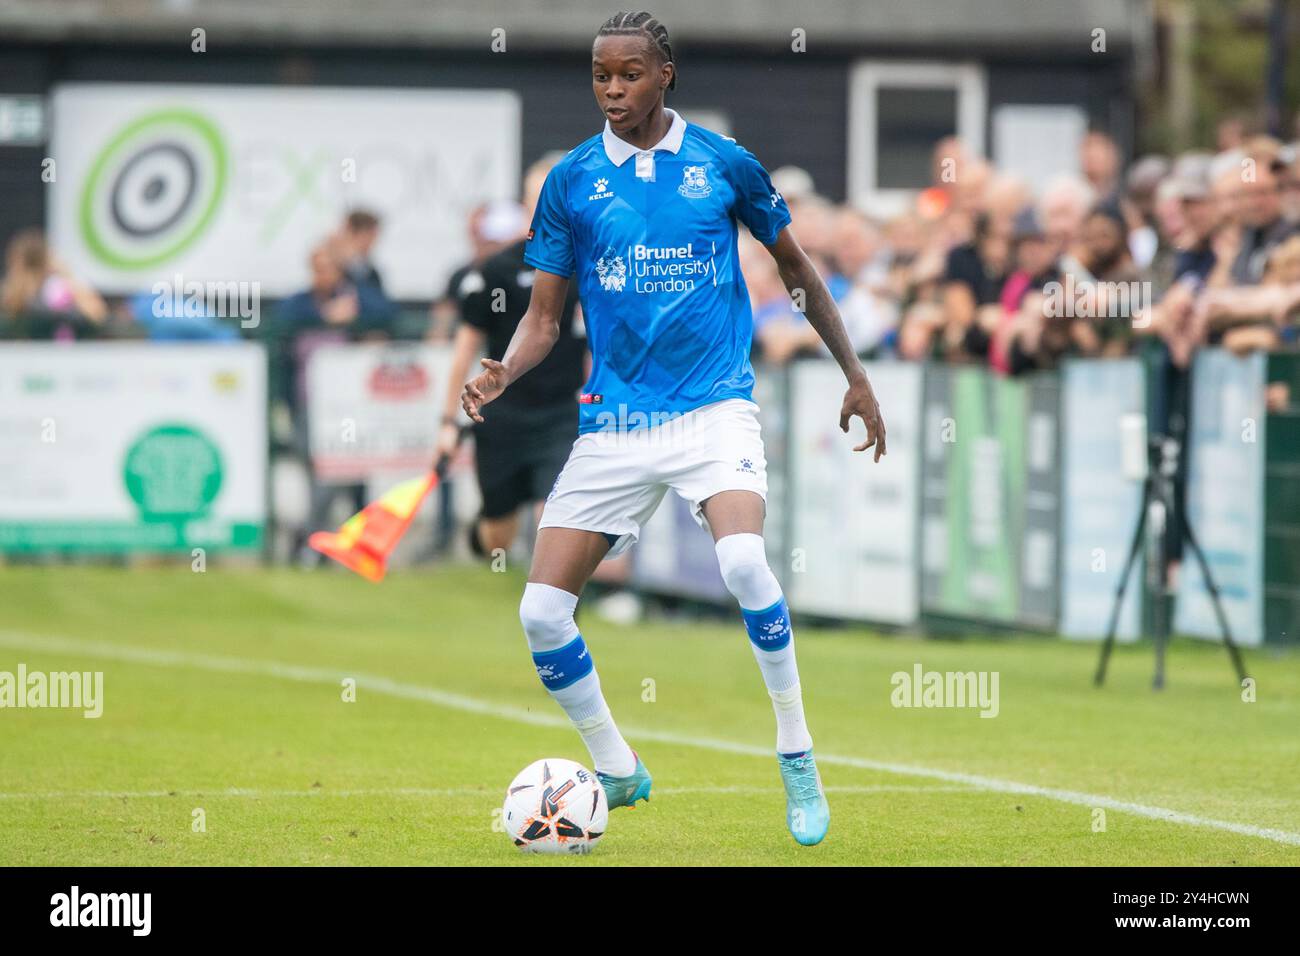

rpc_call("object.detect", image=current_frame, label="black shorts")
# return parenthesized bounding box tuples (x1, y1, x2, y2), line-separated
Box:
(473, 402, 578, 519)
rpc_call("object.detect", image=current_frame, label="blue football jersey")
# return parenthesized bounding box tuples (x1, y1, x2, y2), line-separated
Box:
(523, 108, 792, 434)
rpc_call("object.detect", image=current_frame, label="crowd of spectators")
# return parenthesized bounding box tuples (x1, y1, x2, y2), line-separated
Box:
(741, 120, 1300, 380)
(5, 116, 1300, 387)
(0, 209, 401, 343)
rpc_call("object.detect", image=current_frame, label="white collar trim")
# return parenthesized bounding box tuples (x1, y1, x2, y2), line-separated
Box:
(602, 108, 687, 166)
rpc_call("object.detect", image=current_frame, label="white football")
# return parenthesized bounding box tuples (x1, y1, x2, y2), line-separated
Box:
(502, 758, 608, 854)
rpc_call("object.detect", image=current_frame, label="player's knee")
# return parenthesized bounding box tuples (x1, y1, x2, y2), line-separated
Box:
(720, 559, 773, 605)
(519, 582, 580, 652)
(715, 532, 781, 610)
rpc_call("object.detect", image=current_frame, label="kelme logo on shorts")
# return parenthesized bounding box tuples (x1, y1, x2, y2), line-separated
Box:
(80, 109, 228, 270)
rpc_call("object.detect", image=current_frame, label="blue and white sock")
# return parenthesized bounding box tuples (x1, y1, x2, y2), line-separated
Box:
(519, 582, 637, 777)
(716, 533, 813, 755)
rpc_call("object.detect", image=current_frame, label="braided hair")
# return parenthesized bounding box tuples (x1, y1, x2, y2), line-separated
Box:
(595, 11, 676, 91)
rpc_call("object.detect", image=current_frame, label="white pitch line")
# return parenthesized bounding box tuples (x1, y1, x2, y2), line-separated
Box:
(3, 630, 1299, 848)
(0, 785, 973, 801)
(0, 787, 492, 801)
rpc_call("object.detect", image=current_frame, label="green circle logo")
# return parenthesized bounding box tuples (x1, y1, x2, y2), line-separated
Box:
(80, 109, 228, 270)
(123, 424, 224, 522)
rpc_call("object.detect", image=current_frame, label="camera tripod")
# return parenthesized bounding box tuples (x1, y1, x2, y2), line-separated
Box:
(1093, 434, 1248, 689)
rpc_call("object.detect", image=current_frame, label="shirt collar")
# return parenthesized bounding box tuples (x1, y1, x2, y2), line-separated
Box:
(602, 107, 687, 166)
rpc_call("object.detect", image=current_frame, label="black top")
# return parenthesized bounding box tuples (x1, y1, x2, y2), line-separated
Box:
(444, 262, 475, 305)
(1172, 246, 1216, 284)
(1231, 217, 1300, 285)
(944, 242, 1005, 306)
(455, 239, 586, 411)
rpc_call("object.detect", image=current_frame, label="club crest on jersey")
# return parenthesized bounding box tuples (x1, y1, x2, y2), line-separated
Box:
(595, 246, 627, 292)
(588, 177, 614, 201)
(678, 165, 712, 199)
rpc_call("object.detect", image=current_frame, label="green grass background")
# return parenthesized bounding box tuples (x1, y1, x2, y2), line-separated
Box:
(0, 565, 1297, 865)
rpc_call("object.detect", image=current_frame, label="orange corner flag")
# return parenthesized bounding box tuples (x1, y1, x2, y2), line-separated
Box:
(308, 472, 438, 582)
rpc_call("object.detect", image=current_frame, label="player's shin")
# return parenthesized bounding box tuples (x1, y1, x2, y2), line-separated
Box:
(519, 582, 636, 777)
(716, 533, 813, 755)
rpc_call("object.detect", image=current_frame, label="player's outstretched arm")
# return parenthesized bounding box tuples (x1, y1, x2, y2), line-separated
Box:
(765, 227, 887, 461)
(462, 269, 571, 422)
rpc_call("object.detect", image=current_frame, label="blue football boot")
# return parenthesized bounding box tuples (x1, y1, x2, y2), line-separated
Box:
(778, 749, 830, 845)
(596, 751, 653, 810)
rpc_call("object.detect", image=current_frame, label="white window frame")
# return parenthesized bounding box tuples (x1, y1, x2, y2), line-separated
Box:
(676, 107, 732, 138)
(847, 60, 987, 217)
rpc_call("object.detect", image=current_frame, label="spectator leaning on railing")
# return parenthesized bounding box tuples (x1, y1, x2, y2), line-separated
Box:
(987, 207, 1060, 374)
(277, 237, 397, 338)
(1226, 139, 1299, 286)
(941, 210, 1011, 363)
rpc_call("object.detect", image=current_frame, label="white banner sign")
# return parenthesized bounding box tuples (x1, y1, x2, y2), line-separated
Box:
(1060, 359, 1145, 641)
(49, 83, 521, 299)
(786, 360, 921, 624)
(305, 342, 453, 481)
(1175, 350, 1266, 647)
(0, 343, 266, 551)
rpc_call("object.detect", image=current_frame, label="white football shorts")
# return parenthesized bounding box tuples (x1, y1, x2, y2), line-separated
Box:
(537, 397, 767, 558)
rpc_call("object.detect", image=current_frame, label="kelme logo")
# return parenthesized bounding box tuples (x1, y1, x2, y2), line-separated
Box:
(80, 109, 228, 270)
(123, 424, 223, 522)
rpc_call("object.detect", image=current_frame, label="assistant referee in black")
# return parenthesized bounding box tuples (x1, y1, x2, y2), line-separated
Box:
(437, 153, 587, 557)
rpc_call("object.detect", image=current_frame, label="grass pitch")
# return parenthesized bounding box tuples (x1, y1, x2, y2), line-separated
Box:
(0, 564, 1297, 866)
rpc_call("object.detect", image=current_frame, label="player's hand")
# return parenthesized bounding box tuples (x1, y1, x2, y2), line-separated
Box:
(462, 358, 510, 423)
(839, 375, 886, 462)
